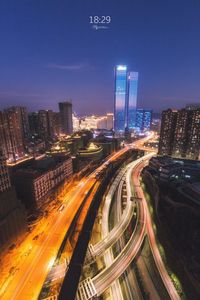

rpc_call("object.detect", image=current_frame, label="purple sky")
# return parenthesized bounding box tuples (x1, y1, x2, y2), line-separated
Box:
(0, 0, 200, 114)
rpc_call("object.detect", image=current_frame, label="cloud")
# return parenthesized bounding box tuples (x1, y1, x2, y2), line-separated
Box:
(0, 91, 45, 97)
(47, 63, 90, 71)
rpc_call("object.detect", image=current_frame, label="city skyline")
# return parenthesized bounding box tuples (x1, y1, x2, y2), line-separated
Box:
(0, 1, 200, 299)
(0, 0, 200, 114)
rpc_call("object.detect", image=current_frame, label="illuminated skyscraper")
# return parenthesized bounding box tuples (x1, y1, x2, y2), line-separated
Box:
(114, 66, 138, 133)
(127, 71, 138, 129)
(114, 65, 128, 132)
(143, 109, 152, 131)
(158, 109, 178, 156)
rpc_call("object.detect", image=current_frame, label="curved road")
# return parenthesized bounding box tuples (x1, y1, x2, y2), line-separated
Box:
(91, 155, 154, 296)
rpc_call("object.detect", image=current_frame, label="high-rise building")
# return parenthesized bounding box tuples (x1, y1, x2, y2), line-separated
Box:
(38, 110, 54, 140)
(19, 107, 30, 140)
(158, 109, 178, 156)
(114, 65, 128, 132)
(127, 72, 138, 129)
(0, 107, 26, 161)
(135, 109, 144, 132)
(135, 109, 152, 132)
(59, 101, 73, 135)
(0, 150, 11, 193)
(186, 109, 200, 160)
(172, 109, 191, 157)
(159, 107, 200, 160)
(53, 112, 61, 136)
(114, 65, 138, 133)
(143, 109, 153, 131)
(0, 149, 27, 249)
(29, 112, 39, 136)
(0, 111, 12, 160)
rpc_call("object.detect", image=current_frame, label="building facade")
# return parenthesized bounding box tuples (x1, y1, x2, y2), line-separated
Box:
(172, 109, 191, 157)
(13, 156, 73, 209)
(59, 101, 73, 135)
(158, 109, 178, 156)
(114, 65, 128, 132)
(135, 109, 152, 132)
(186, 109, 200, 160)
(127, 71, 138, 129)
(0, 150, 11, 193)
(0, 107, 27, 161)
(38, 110, 55, 140)
(114, 65, 139, 133)
(0, 150, 27, 249)
(159, 107, 200, 160)
(106, 113, 114, 130)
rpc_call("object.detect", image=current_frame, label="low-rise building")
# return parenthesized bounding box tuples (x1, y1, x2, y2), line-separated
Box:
(13, 155, 73, 209)
(77, 143, 103, 162)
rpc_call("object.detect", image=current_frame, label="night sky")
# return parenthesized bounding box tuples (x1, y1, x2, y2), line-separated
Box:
(0, 0, 200, 115)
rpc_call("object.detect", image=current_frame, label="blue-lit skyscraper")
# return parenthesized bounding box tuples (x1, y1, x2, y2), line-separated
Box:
(114, 65, 138, 133)
(135, 109, 152, 132)
(127, 71, 138, 129)
(143, 109, 152, 131)
(135, 109, 144, 132)
(114, 65, 128, 132)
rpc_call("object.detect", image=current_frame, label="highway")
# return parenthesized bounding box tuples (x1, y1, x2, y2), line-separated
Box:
(0, 144, 133, 300)
(141, 183, 181, 299)
(78, 149, 179, 300)
(89, 163, 134, 260)
(101, 167, 125, 300)
(132, 158, 180, 300)
(115, 172, 143, 300)
(77, 132, 179, 300)
(0, 133, 156, 300)
(0, 178, 96, 300)
(89, 151, 153, 261)
(91, 155, 153, 296)
(107, 164, 142, 300)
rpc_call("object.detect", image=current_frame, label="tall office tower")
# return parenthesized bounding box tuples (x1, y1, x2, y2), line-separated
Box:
(158, 109, 178, 156)
(143, 109, 152, 131)
(114, 65, 128, 132)
(38, 110, 55, 141)
(135, 109, 144, 131)
(114, 66, 138, 133)
(172, 109, 191, 157)
(0, 107, 25, 161)
(186, 108, 200, 160)
(135, 109, 152, 132)
(0, 149, 27, 249)
(127, 72, 138, 129)
(59, 101, 73, 134)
